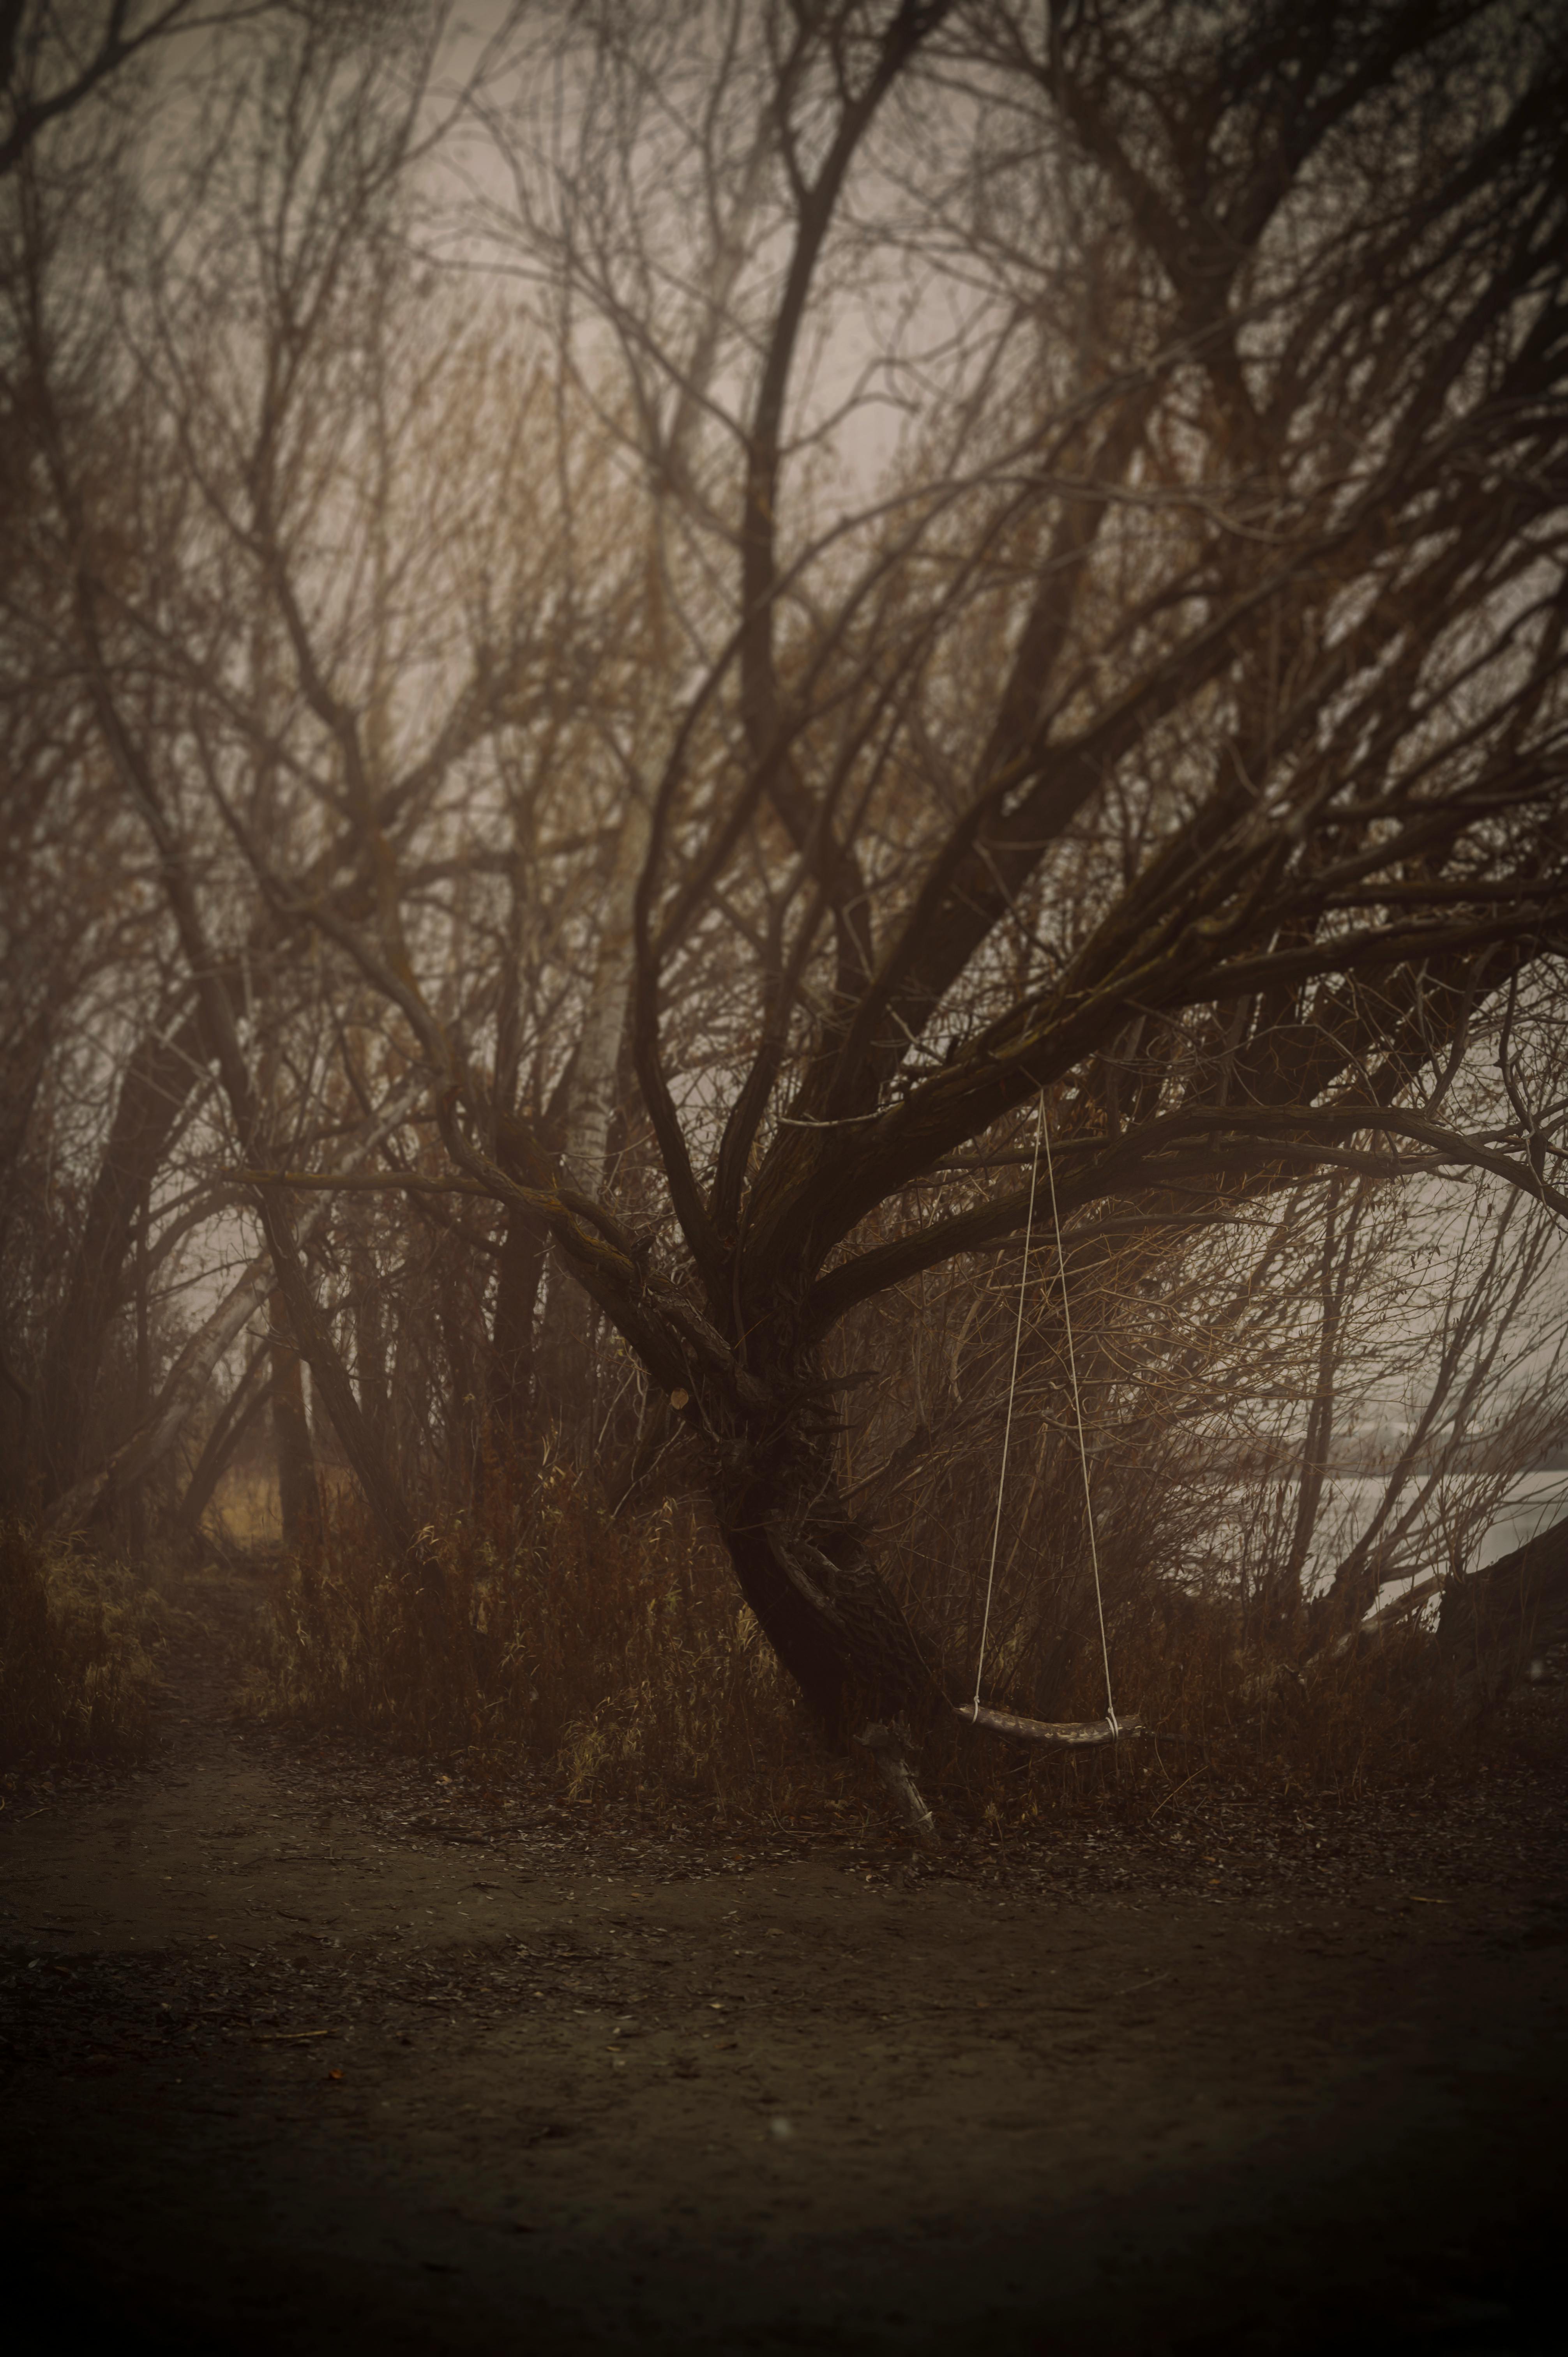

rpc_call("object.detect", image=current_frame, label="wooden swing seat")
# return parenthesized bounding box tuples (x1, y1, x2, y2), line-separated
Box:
(955, 1700, 1140, 1747)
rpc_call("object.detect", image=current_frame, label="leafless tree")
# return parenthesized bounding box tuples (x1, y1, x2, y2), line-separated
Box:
(8, 4, 1566, 1809)
(408, 3, 1568, 1761)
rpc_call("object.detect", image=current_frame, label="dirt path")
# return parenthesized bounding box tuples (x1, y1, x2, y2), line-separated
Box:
(3, 1562, 1566, 2355)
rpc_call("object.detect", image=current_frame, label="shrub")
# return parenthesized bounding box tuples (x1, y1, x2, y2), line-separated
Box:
(0, 1523, 167, 1766)
(256, 1466, 819, 1808)
(256, 1459, 1480, 1825)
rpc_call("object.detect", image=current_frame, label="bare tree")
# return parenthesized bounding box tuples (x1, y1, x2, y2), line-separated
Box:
(399, 2, 1567, 1760)
(11, 3, 1566, 1808)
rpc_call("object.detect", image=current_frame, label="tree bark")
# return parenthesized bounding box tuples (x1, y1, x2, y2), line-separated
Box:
(710, 1410, 938, 1743)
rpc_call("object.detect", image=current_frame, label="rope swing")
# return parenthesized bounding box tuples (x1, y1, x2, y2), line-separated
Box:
(955, 1089, 1139, 1749)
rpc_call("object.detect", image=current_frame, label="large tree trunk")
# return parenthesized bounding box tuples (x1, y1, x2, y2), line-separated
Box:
(710, 1410, 939, 1743)
(707, 1416, 947, 1845)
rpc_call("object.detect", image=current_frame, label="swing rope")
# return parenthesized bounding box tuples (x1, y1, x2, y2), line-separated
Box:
(1040, 1099, 1119, 1733)
(972, 1092, 1045, 1715)
(972, 1088, 1121, 1734)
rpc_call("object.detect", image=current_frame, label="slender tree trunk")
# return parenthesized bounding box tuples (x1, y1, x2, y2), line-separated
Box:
(488, 1199, 549, 1445)
(37, 1008, 208, 1503)
(349, 1226, 391, 1456)
(255, 1191, 417, 1567)
(44, 1094, 417, 1541)
(436, 1244, 481, 1492)
(268, 1285, 320, 1554)
(490, 1085, 570, 1458)
(1279, 1181, 1358, 1622)
(536, 797, 652, 1444)
(121, 1179, 153, 1557)
(176, 1345, 270, 1542)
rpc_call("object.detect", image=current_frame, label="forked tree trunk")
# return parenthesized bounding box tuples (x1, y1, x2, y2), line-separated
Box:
(718, 1467, 943, 1845)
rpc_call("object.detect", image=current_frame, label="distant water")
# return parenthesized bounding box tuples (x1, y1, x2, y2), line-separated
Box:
(1295, 1470, 1568, 1606)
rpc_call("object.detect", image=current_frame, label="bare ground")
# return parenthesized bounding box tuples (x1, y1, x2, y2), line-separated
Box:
(2, 1557, 1565, 2355)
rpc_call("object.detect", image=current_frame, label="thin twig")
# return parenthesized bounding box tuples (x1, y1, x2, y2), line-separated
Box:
(1148, 1767, 1208, 1818)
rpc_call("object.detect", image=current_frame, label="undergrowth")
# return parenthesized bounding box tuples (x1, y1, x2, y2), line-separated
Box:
(255, 1465, 1479, 1824)
(0, 1522, 169, 1766)
(935, 1596, 1480, 1828)
(255, 1467, 818, 1812)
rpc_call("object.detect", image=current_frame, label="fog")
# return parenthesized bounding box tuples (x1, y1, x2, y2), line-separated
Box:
(4, 4, 1566, 2350)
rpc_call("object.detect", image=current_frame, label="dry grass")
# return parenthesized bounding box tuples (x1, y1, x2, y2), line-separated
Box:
(938, 1589, 1478, 1832)
(207, 1466, 281, 1548)
(255, 1467, 822, 1812)
(254, 1464, 1478, 1827)
(0, 1523, 170, 1767)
